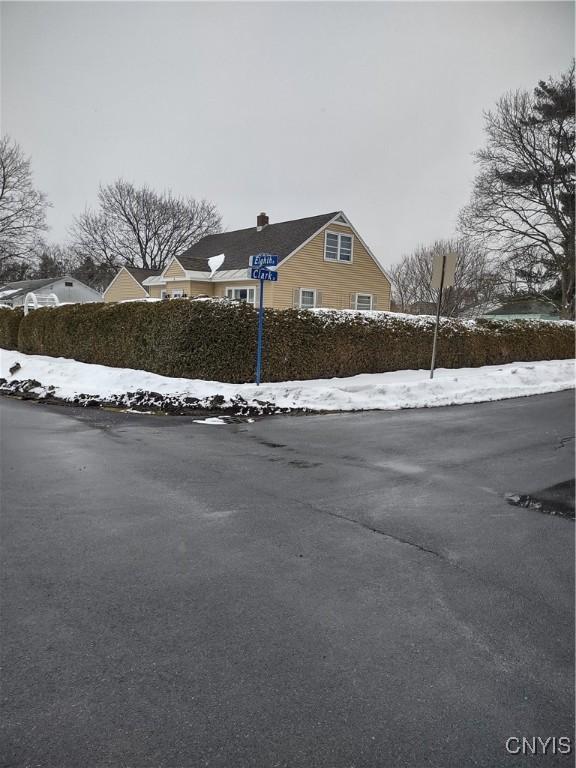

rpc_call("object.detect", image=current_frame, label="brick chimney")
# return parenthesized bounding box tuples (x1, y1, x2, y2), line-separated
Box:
(256, 212, 269, 231)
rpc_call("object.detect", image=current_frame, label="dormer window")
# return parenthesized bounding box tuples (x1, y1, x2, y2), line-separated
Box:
(324, 231, 353, 262)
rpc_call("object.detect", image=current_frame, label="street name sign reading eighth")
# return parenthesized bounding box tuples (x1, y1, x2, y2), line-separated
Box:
(250, 267, 278, 281)
(249, 253, 278, 268)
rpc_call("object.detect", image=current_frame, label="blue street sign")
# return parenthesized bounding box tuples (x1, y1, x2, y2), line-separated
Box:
(250, 267, 278, 281)
(249, 253, 279, 268)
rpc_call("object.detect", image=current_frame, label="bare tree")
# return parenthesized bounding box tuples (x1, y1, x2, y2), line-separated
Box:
(494, 245, 554, 296)
(0, 136, 49, 277)
(29, 243, 115, 292)
(33, 243, 76, 278)
(390, 239, 498, 316)
(70, 180, 222, 270)
(459, 64, 575, 318)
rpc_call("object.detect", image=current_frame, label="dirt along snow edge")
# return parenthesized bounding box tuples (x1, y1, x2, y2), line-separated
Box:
(0, 348, 574, 416)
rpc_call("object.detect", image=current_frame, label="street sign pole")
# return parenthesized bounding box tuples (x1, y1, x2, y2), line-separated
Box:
(430, 254, 446, 380)
(248, 254, 279, 386)
(255, 277, 265, 386)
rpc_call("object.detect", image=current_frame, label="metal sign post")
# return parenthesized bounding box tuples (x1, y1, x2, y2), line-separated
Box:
(248, 254, 279, 386)
(255, 275, 265, 386)
(429, 252, 457, 379)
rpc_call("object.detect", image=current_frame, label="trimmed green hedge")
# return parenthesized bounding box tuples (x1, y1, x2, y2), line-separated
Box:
(1, 299, 573, 383)
(0, 308, 23, 350)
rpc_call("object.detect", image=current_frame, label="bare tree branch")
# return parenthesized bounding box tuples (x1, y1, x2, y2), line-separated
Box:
(390, 239, 499, 317)
(70, 180, 222, 270)
(0, 136, 49, 271)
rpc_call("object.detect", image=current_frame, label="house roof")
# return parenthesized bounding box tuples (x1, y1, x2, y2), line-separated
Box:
(124, 267, 162, 286)
(176, 212, 340, 272)
(0, 276, 70, 300)
(485, 297, 559, 316)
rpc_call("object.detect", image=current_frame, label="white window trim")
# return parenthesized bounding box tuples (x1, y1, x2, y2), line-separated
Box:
(298, 288, 317, 309)
(172, 290, 184, 299)
(354, 293, 373, 310)
(225, 286, 256, 305)
(324, 230, 354, 264)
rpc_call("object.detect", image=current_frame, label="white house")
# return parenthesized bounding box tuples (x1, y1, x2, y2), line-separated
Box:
(0, 276, 102, 308)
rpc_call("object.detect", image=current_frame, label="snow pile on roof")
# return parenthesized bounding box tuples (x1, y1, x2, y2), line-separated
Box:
(207, 253, 225, 276)
(0, 349, 573, 414)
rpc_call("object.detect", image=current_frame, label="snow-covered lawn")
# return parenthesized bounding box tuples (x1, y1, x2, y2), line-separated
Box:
(1, 348, 573, 413)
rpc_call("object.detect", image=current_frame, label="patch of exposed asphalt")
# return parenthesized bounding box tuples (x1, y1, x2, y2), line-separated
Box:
(293, 497, 573, 620)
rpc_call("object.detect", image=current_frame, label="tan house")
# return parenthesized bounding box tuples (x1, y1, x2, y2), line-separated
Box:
(103, 267, 162, 303)
(104, 212, 391, 311)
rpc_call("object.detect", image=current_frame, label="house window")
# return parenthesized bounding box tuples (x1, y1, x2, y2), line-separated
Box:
(299, 289, 316, 309)
(355, 293, 373, 311)
(64, 281, 73, 287)
(324, 231, 353, 262)
(161, 290, 170, 300)
(226, 287, 256, 305)
(172, 290, 184, 299)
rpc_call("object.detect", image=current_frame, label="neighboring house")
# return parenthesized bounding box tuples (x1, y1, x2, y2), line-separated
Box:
(407, 301, 437, 315)
(0, 275, 102, 308)
(467, 297, 561, 321)
(103, 267, 162, 303)
(103, 212, 392, 311)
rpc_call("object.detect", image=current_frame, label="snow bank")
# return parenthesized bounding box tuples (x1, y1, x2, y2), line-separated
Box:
(1, 348, 573, 414)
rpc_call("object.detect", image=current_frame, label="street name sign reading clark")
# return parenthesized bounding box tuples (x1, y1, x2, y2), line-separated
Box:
(429, 252, 457, 379)
(250, 267, 278, 281)
(247, 254, 280, 386)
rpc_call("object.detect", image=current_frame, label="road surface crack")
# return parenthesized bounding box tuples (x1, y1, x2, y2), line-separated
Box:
(302, 500, 449, 561)
(555, 435, 575, 450)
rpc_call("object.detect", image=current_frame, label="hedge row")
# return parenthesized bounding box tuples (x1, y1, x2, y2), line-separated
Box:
(1, 299, 573, 383)
(0, 308, 23, 350)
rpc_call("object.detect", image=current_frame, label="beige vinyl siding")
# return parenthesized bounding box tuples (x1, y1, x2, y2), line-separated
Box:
(163, 259, 186, 279)
(174, 280, 214, 296)
(213, 280, 273, 306)
(104, 268, 148, 303)
(150, 281, 214, 299)
(273, 223, 391, 310)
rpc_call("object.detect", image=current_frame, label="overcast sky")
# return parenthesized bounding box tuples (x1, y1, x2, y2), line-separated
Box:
(1, 1, 573, 267)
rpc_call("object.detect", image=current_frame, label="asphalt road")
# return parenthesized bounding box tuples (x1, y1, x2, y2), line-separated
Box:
(1, 392, 574, 768)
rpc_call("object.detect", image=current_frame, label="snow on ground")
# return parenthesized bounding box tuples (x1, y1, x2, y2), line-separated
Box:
(193, 417, 229, 425)
(1, 348, 573, 413)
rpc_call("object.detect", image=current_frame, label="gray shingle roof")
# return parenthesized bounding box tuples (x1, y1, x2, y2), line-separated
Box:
(0, 276, 67, 300)
(177, 212, 340, 272)
(125, 267, 162, 286)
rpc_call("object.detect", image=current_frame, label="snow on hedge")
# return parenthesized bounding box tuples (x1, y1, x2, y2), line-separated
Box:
(1, 348, 573, 414)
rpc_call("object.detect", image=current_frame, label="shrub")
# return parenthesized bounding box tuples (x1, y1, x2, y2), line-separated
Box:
(0, 307, 23, 350)
(14, 300, 575, 383)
